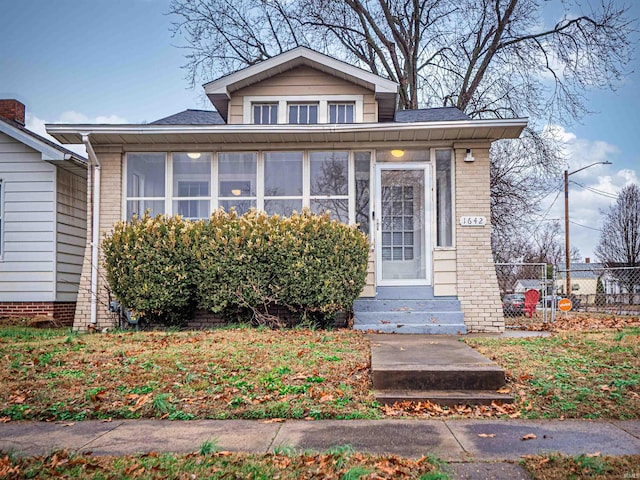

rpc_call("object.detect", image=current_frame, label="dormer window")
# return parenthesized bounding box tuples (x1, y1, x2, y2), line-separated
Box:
(288, 103, 318, 124)
(253, 103, 278, 125)
(329, 103, 354, 123)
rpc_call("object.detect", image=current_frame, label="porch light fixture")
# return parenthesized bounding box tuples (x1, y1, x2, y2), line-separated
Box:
(231, 189, 242, 196)
(187, 152, 201, 159)
(390, 149, 405, 158)
(464, 148, 475, 162)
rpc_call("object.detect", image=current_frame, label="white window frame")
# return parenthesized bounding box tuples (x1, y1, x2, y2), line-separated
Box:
(432, 148, 455, 249)
(252, 103, 279, 125)
(288, 103, 319, 124)
(328, 102, 355, 124)
(243, 95, 364, 124)
(123, 150, 373, 227)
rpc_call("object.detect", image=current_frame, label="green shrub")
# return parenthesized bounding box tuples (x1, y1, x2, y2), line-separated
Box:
(102, 209, 369, 327)
(102, 213, 199, 326)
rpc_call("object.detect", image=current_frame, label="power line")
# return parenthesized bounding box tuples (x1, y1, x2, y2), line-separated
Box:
(569, 220, 602, 232)
(569, 180, 618, 199)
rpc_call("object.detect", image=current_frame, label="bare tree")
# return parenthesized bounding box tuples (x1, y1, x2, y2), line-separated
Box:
(168, 0, 635, 259)
(595, 184, 640, 267)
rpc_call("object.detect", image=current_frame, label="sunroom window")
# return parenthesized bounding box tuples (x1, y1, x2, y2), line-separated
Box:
(172, 153, 211, 220)
(264, 152, 303, 216)
(218, 152, 257, 215)
(436, 149, 453, 247)
(126, 153, 166, 218)
(309, 151, 349, 223)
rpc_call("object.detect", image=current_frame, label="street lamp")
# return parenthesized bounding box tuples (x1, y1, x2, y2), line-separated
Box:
(564, 161, 612, 295)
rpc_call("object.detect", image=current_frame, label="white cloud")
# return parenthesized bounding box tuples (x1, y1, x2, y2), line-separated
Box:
(539, 126, 634, 261)
(25, 111, 128, 156)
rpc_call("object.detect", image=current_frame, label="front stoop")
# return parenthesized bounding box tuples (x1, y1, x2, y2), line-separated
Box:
(353, 286, 466, 335)
(369, 334, 513, 406)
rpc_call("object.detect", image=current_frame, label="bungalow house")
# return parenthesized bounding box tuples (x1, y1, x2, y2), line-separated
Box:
(46, 47, 526, 333)
(0, 99, 87, 324)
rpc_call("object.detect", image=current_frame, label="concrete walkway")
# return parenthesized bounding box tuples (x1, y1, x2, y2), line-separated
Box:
(1, 419, 639, 478)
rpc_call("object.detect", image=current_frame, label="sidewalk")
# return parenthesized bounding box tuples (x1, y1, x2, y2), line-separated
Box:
(1, 418, 639, 478)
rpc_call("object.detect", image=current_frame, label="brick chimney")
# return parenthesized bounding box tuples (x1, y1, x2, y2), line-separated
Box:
(0, 99, 26, 126)
(585, 257, 590, 264)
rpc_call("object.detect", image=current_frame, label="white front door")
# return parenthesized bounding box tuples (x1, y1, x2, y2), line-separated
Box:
(375, 164, 431, 286)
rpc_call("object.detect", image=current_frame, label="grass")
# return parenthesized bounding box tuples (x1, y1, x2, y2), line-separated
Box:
(0, 448, 447, 479)
(465, 328, 640, 419)
(521, 453, 640, 479)
(0, 326, 378, 421)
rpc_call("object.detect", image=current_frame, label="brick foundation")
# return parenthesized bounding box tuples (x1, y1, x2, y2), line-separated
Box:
(0, 302, 76, 326)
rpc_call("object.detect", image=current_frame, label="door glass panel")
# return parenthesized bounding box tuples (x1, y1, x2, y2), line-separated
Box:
(380, 169, 426, 281)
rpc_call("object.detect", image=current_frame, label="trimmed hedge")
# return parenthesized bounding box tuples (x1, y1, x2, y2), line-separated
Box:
(102, 209, 369, 327)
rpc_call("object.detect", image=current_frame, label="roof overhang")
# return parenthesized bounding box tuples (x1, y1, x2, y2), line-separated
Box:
(203, 47, 399, 122)
(46, 118, 528, 147)
(0, 119, 87, 174)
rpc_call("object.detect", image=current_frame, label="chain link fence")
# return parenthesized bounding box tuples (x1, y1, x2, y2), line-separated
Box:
(496, 262, 640, 319)
(557, 264, 640, 315)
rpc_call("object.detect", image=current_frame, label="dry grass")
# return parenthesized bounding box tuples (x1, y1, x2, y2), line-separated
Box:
(466, 328, 640, 419)
(0, 326, 377, 421)
(521, 453, 640, 479)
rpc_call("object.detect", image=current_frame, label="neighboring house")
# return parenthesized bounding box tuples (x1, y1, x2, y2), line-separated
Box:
(556, 262, 604, 296)
(0, 99, 87, 324)
(513, 279, 544, 294)
(47, 47, 526, 333)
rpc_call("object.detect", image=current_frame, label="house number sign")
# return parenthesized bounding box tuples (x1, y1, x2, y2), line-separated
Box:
(459, 216, 487, 226)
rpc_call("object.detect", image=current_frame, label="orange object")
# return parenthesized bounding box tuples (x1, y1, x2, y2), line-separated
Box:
(558, 298, 572, 312)
(523, 289, 540, 318)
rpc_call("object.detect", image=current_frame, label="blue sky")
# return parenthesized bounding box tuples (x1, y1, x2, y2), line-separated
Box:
(1, 0, 638, 259)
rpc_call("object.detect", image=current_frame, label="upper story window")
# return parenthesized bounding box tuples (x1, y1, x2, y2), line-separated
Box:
(253, 103, 278, 125)
(288, 103, 318, 124)
(244, 96, 363, 124)
(329, 103, 354, 123)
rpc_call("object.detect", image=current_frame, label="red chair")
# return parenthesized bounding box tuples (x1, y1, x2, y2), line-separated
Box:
(523, 289, 540, 318)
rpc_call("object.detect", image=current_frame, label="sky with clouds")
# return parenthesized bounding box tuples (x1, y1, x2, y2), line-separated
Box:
(1, 0, 638, 260)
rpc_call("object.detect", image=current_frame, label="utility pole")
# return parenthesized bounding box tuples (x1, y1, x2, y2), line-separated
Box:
(564, 161, 612, 296)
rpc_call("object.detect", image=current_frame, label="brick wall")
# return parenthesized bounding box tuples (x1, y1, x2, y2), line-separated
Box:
(0, 302, 76, 326)
(73, 147, 123, 331)
(455, 146, 505, 332)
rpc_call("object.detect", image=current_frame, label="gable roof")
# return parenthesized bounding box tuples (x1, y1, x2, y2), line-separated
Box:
(204, 46, 399, 122)
(0, 116, 86, 173)
(151, 109, 225, 125)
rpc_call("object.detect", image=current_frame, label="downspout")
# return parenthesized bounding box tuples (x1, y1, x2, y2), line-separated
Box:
(81, 134, 101, 325)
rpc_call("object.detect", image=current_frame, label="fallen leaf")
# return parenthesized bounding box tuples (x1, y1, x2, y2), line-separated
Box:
(586, 451, 601, 457)
(521, 433, 537, 441)
(261, 418, 285, 424)
(477, 433, 496, 438)
(496, 387, 510, 394)
(101, 418, 112, 423)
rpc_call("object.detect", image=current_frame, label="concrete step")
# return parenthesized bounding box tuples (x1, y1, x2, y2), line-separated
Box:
(354, 323, 467, 335)
(353, 299, 462, 312)
(353, 311, 465, 325)
(372, 365, 506, 391)
(374, 286, 437, 300)
(374, 389, 514, 406)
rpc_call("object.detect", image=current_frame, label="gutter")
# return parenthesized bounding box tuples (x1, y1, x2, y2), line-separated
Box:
(81, 134, 101, 326)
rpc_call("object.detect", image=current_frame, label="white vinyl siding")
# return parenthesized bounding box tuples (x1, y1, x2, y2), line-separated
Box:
(55, 169, 87, 302)
(0, 131, 56, 301)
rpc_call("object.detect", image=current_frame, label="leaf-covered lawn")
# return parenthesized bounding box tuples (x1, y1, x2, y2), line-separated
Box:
(521, 453, 640, 479)
(0, 448, 446, 480)
(0, 327, 377, 421)
(466, 327, 640, 419)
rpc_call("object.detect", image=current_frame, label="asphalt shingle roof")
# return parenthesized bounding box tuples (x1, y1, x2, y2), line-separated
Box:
(151, 109, 225, 125)
(394, 107, 470, 123)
